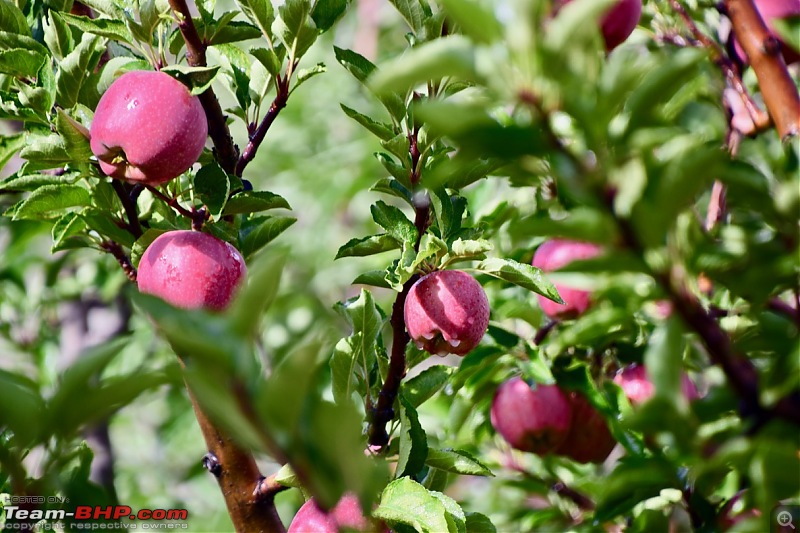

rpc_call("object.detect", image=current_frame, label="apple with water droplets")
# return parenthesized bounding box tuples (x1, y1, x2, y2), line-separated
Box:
(404, 269, 490, 356)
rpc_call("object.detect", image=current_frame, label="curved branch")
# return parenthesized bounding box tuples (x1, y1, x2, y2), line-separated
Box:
(168, 0, 239, 173)
(724, 0, 800, 140)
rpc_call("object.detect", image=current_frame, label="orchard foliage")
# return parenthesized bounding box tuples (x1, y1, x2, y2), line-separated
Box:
(0, 0, 799, 532)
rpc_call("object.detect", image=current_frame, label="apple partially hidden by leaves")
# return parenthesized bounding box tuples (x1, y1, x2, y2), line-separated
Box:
(555, 391, 617, 464)
(137, 230, 247, 311)
(490, 377, 573, 455)
(90, 70, 208, 184)
(287, 494, 384, 533)
(614, 363, 700, 405)
(532, 239, 602, 319)
(556, 0, 643, 50)
(404, 269, 490, 356)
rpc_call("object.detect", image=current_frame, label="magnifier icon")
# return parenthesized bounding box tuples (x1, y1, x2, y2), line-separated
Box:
(778, 511, 796, 530)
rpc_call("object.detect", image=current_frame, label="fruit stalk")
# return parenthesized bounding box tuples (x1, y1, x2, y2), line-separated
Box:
(725, 0, 800, 139)
(168, 0, 239, 173)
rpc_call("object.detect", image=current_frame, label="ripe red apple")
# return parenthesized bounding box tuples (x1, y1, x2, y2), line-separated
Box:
(554, 392, 616, 464)
(404, 270, 489, 356)
(287, 494, 377, 533)
(531, 239, 602, 319)
(613, 364, 699, 405)
(733, 0, 800, 65)
(555, 0, 642, 51)
(137, 230, 246, 311)
(490, 377, 573, 455)
(90, 70, 208, 184)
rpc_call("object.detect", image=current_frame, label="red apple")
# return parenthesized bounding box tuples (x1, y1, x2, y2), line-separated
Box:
(404, 270, 490, 356)
(555, 391, 616, 464)
(555, 0, 642, 51)
(532, 239, 602, 319)
(90, 70, 208, 184)
(287, 494, 378, 533)
(613, 364, 699, 405)
(490, 377, 573, 455)
(733, 0, 800, 65)
(137, 230, 246, 311)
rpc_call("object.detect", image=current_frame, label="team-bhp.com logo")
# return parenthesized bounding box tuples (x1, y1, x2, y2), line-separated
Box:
(1, 493, 189, 530)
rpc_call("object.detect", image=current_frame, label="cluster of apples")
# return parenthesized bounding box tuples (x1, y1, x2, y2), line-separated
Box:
(89, 69, 247, 310)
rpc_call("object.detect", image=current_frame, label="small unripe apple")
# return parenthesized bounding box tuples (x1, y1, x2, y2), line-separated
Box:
(490, 377, 573, 455)
(555, 0, 642, 51)
(404, 270, 489, 356)
(532, 239, 602, 319)
(287, 494, 376, 533)
(555, 392, 616, 464)
(733, 0, 800, 65)
(90, 70, 208, 184)
(613, 364, 699, 405)
(137, 230, 246, 311)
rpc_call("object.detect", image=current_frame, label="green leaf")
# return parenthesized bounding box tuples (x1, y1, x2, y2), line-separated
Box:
(59, 13, 134, 44)
(251, 46, 283, 77)
(0, 132, 24, 170)
(12, 185, 91, 220)
(235, 0, 275, 38)
(370, 36, 478, 94)
(223, 191, 291, 216)
(0, 1, 30, 36)
(55, 109, 92, 161)
(193, 163, 230, 218)
(160, 64, 220, 95)
(311, 0, 348, 32)
(644, 317, 687, 408)
(437, 0, 501, 44)
(293, 62, 326, 91)
(0, 30, 48, 55)
(388, 0, 430, 33)
(340, 104, 395, 141)
(425, 448, 493, 477)
(465, 513, 497, 533)
(0, 49, 45, 78)
(402, 365, 454, 407)
(239, 215, 297, 258)
(335, 234, 400, 259)
(0, 369, 44, 445)
(273, 0, 318, 59)
(273, 464, 302, 488)
(375, 478, 451, 533)
(508, 208, 618, 245)
(352, 270, 392, 289)
(209, 20, 262, 45)
(333, 46, 405, 121)
(56, 34, 104, 108)
(0, 171, 78, 192)
(371, 200, 418, 244)
(371, 178, 412, 204)
(82, 211, 136, 247)
(397, 395, 428, 478)
(448, 239, 492, 261)
(476, 258, 562, 302)
(594, 457, 679, 522)
(43, 12, 75, 61)
(228, 249, 287, 338)
(432, 491, 466, 533)
(19, 133, 70, 163)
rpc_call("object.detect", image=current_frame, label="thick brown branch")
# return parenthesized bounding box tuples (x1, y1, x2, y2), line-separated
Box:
(725, 0, 800, 140)
(168, 0, 239, 173)
(184, 383, 286, 533)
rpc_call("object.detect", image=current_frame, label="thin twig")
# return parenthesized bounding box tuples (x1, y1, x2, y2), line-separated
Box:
(235, 70, 292, 177)
(168, 0, 239, 173)
(100, 240, 137, 282)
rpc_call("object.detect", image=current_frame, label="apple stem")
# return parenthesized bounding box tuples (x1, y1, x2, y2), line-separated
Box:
(724, 0, 800, 139)
(110, 180, 143, 239)
(169, 0, 240, 174)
